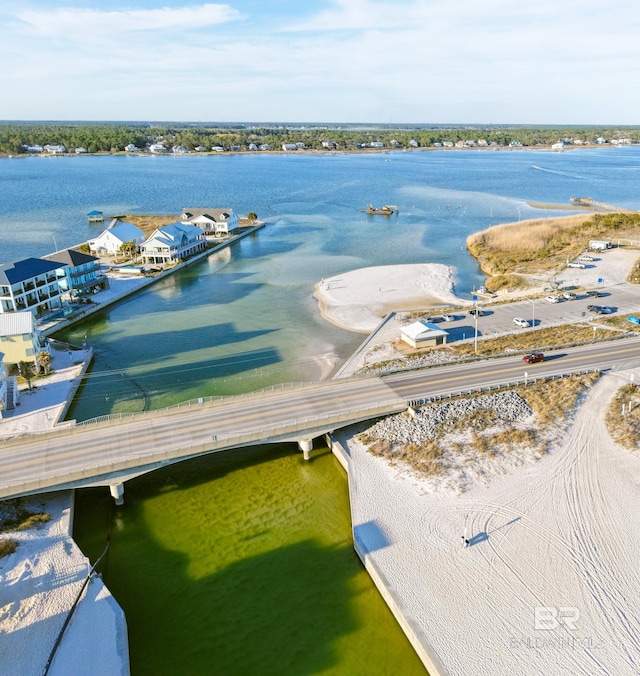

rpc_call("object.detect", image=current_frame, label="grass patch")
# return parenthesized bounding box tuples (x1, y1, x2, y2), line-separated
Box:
(0, 539, 18, 558)
(124, 214, 180, 236)
(0, 499, 51, 533)
(605, 384, 640, 450)
(467, 212, 640, 278)
(485, 274, 528, 293)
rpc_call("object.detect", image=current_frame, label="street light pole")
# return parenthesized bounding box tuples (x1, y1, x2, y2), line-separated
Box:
(474, 305, 478, 353)
(532, 298, 535, 328)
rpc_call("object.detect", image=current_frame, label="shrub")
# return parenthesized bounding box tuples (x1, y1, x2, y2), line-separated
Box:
(0, 539, 18, 558)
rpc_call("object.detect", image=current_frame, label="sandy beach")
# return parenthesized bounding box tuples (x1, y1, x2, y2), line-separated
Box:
(315, 263, 467, 333)
(341, 369, 640, 675)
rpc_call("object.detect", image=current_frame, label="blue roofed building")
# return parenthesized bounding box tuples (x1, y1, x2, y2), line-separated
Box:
(140, 223, 207, 266)
(45, 248, 109, 298)
(0, 258, 66, 316)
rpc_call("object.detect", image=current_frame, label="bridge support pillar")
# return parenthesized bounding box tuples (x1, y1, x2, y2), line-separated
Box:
(109, 482, 125, 506)
(298, 438, 313, 460)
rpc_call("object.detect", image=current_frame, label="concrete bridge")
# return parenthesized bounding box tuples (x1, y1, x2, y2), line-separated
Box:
(1, 337, 639, 504)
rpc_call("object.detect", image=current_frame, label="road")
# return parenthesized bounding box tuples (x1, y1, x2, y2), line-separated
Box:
(1, 337, 639, 501)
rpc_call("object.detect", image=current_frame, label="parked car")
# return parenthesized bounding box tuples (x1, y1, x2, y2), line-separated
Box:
(586, 290, 602, 297)
(468, 308, 484, 316)
(426, 315, 444, 323)
(567, 262, 586, 269)
(523, 352, 545, 364)
(562, 292, 577, 301)
(439, 314, 455, 322)
(587, 304, 613, 314)
(578, 255, 594, 262)
(545, 295, 560, 303)
(513, 317, 529, 328)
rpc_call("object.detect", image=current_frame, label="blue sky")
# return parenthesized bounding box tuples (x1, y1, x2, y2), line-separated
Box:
(1, 0, 639, 124)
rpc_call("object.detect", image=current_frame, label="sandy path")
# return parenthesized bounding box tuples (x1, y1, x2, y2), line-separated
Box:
(345, 371, 640, 675)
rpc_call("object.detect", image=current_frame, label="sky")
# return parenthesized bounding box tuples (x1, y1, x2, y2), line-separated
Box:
(1, 0, 639, 124)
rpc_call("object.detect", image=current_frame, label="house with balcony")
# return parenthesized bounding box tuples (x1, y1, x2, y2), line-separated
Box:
(0, 311, 44, 368)
(140, 223, 207, 266)
(0, 351, 19, 415)
(180, 208, 239, 236)
(45, 248, 109, 298)
(0, 258, 66, 316)
(88, 220, 146, 256)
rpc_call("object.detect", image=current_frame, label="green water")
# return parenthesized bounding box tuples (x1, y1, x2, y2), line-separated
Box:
(74, 442, 427, 675)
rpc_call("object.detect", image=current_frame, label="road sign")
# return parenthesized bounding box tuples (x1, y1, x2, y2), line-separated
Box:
(472, 295, 477, 301)
(598, 278, 603, 284)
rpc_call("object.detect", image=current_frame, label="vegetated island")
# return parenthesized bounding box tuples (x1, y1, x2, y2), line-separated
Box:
(466, 211, 640, 293)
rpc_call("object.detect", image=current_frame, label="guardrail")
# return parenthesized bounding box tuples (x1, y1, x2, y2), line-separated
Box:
(407, 368, 600, 408)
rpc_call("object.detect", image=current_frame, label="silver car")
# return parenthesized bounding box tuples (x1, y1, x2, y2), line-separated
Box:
(513, 317, 529, 328)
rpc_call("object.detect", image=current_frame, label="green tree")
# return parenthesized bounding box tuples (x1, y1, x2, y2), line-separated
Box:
(17, 361, 37, 390)
(247, 212, 258, 223)
(119, 240, 138, 262)
(37, 350, 52, 375)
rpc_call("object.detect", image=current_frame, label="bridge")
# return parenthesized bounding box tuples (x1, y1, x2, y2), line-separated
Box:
(1, 337, 639, 504)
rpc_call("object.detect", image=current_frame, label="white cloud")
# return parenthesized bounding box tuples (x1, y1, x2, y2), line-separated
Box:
(17, 3, 242, 35)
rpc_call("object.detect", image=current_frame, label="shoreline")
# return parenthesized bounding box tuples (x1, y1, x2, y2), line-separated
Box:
(1, 141, 630, 161)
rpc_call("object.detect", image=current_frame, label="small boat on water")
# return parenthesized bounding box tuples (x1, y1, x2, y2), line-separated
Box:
(362, 204, 396, 215)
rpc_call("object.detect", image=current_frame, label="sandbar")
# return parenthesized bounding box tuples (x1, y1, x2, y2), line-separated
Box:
(314, 263, 467, 333)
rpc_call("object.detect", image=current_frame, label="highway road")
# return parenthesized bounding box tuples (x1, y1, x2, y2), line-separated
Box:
(1, 337, 640, 500)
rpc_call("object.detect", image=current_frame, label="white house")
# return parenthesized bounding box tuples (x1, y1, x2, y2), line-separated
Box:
(43, 144, 66, 154)
(400, 321, 448, 349)
(125, 144, 139, 152)
(180, 208, 239, 236)
(140, 223, 206, 266)
(148, 143, 167, 153)
(282, 143, 298, 151)
(88, 221, 146, 256)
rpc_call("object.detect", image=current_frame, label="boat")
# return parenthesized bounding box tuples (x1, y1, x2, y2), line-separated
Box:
(362, 204, 396, 215)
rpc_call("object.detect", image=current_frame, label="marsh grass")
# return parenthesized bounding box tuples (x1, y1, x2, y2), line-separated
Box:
(605, 383, 640, 450)
(124, 214, 180, 236)
(467, 212, 640, 281)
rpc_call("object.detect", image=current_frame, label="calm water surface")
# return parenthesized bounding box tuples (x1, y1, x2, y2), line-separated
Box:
(4, 148, 640, 674)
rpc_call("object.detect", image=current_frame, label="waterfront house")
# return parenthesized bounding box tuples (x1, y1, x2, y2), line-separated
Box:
(125, 144, 139, 152)
(140, 223, 207, 266)
(400, 321, 448, 349)
(43, 144, 67, 154)
(88, 221, 146, 256)
(0, 351, 19, 415)
(45, 249, 109, 298)
(0, 311, 45, 368)
(180, 208, 239, 236)
(282, 143, 298, 151)
(0, 259, 66, 316)
(322, 141, 337, 149)
(247, 143, 258, 151)
(148, 143, 167, 153)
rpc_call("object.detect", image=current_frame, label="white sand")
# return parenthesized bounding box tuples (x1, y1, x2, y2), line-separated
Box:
(315, 248, 639, 334)
(315, 263, 467, 333)
(0, 493, 128, 676)
(0, 348, 128, 675)
(343, 370, 640, 675)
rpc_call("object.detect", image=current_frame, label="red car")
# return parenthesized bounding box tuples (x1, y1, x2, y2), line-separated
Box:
(523, 352, 545, 364)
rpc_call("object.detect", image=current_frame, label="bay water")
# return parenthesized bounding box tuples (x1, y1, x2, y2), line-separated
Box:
(3, 147, 640, 674)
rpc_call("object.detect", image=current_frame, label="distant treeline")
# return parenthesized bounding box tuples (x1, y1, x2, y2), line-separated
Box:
(1, 122, 640, 155)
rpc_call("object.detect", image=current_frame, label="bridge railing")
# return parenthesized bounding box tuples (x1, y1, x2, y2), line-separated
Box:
(0, 397, 406, 499)
(73, 375, 375, 428)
